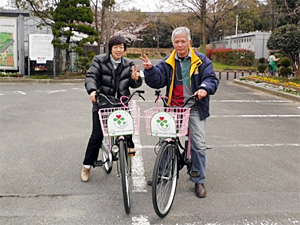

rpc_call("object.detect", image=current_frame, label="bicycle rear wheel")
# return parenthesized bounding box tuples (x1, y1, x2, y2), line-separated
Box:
(100, 136, 113, 174)
(152, 141, 178, 218)
(119, 139, 131, 214)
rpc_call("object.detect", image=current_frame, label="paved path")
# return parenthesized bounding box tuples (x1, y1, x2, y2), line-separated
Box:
(0, 80, 299, 225)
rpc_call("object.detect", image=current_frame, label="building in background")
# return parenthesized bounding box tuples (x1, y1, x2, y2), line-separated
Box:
(210, 31, 272, 60)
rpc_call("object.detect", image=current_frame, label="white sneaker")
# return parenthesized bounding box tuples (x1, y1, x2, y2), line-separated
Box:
(81, 167, 91, 182)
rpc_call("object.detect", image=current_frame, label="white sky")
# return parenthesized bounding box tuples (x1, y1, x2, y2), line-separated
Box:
(0, 0, 176, 12)
(118, 0, 176, 12)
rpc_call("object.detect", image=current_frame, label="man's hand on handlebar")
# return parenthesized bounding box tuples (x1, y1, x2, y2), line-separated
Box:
(194, 89, 207, 100)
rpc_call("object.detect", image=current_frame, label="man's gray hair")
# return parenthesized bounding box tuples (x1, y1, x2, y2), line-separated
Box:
(171, 27, 191, 42)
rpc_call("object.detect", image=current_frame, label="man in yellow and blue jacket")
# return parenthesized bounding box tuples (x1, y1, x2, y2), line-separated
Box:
(141, 27, 219, 198)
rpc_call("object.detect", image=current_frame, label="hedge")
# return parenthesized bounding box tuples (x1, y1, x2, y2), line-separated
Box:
(206, 48, 255, 66)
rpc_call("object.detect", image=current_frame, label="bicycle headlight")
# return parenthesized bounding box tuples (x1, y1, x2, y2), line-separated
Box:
(112, 145, 119, 154)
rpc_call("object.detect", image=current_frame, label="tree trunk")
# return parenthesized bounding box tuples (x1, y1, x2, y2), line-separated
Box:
(100, 1, 106, 46)
(65, 50, 71, 75)
(296, 58, 300, 78)
(200, 0, 207, 54)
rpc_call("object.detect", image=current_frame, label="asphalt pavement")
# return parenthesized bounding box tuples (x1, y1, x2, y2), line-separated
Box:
(0, 80, 299, 225)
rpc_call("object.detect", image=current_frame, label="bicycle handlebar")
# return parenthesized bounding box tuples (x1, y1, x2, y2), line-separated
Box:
(154, 89, 196, 107)
(96, 90, 145, 107)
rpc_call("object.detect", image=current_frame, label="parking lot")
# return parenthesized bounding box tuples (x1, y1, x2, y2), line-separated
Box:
(0, 80, 299, 225)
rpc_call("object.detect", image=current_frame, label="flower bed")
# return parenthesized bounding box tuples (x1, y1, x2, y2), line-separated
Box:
(241, 75, 300, 96)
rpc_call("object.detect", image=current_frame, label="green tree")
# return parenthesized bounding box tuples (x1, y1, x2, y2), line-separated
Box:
(267, 24, 300, 78)
(274, 0, 300, 27)
(52, 0, 98, 72)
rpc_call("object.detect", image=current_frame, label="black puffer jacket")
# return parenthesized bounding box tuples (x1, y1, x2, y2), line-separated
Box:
(85, 54, 142, 111)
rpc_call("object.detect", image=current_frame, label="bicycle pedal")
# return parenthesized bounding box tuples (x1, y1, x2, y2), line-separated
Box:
(128, 153, 135, 157)
(94, 160, 104, 167)
(188, 170, 200, 177)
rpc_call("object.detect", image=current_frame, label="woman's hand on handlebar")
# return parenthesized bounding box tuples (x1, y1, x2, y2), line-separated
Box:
(194, 89, 207, 100)
(90, 91, 97, 103)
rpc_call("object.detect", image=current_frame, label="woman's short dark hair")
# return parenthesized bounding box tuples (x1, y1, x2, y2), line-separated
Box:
(108, 36, 127, 53)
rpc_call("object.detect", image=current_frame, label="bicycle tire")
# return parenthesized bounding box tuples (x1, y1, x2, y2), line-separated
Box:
(152, 141, 178, 218)
(119, 139, 131, 214)
(100, 136, 113, 174)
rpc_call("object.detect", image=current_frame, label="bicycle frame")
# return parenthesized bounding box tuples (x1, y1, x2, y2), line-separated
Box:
(144, 90, 196, 218)
(96, 90, 144, 214)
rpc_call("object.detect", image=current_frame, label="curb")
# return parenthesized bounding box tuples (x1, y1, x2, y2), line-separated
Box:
(233, 79, 300, 103)
(0, 77, 84, 84)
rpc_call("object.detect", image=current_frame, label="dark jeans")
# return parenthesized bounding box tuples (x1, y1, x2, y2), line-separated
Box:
(83, 111, 135, 166)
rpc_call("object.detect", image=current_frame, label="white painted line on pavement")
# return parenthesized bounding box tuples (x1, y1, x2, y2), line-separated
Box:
(138, 99, 294, 104)
(132, 215, 150, 225)
(212, 99, 293, 103)
(131, 100, 147, 193)
(47, 90, 67, 94)
(211, 143, 300, 148)
(71, 88, 85, 91)
(137, 143, 300, 149)
(13, 91, 26, 95)
(211, 114, 300, 118)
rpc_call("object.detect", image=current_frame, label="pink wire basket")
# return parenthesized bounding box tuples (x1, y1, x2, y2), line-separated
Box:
(99, 105, 140, 137)
(144, 107, 191, 137)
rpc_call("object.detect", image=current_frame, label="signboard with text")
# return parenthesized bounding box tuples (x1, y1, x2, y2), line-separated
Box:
(29, 34, 53, 63)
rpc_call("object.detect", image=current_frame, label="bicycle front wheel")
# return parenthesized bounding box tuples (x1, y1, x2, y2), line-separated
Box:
(152, 141, 178, 218)
(100, 136, 113, 174)
(119, 139, 131, 214)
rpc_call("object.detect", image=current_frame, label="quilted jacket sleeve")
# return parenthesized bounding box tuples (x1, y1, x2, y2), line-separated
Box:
(85, 56, 101, 95)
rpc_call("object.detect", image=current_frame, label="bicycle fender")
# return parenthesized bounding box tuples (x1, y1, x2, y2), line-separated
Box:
(163, 138, 174, 143)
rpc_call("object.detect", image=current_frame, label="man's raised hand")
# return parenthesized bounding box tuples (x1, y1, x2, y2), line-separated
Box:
(140, 54, 153, 70)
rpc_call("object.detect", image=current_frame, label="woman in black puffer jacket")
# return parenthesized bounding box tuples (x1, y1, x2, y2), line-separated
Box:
(81, 36, 142, 182)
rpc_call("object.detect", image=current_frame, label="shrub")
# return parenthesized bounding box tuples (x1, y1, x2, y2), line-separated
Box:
(279, 67, 293, 77)
(258, 64, 267, 73)
(280, 57, 291, 67)
(126, 53, 140, 58)
(75, 57, 91, 74)
(208, 48, 255, 66)
(258, 57, 265, 64)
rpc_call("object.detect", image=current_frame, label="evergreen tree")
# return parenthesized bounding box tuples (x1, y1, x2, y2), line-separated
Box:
(267, 24, 300, 78)
(52, 0, 98, 72)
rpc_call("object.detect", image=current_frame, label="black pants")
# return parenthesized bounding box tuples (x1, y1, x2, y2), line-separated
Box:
(83, 111, 135, 166)
(83, 111, 103, 166)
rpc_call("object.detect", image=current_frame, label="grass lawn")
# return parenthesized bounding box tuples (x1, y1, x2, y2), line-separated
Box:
(212, 62, 256, 71)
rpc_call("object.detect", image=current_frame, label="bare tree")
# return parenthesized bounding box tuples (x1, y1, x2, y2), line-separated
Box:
(167, 0, 238, 52)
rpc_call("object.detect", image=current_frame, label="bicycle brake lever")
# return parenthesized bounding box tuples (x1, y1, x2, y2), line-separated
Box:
(139, 93, 145, 101)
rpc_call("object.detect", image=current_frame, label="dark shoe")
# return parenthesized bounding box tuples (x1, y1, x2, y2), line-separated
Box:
(195, 183, 206, 198)
(147, 177, 162, 186)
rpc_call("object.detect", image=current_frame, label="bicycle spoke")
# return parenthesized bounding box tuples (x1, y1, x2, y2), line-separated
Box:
(152, 142, 178, 218)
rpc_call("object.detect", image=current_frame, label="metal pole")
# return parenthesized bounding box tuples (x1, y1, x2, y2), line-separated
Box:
(18, 15, 25, 76)
(28, 57, 30, 78)
(53, 58, 56, 78)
